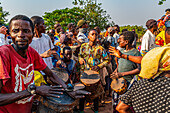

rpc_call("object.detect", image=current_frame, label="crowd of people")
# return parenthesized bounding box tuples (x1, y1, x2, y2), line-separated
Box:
(0, 8, 169, 113)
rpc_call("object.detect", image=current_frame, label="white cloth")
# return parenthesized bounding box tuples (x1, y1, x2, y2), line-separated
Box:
(141, 30, 157, 51)
(113, 33, 119, 47)
(0, 33, 8, 46)
(77, 32, 88, 43)
(30, 33, 54, 70)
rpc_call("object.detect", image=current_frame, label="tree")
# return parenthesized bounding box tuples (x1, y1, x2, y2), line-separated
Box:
(0, 2, 9, 25)
(120, 25, 146, 39)
(158, 0, 166, 5)
(43, 7, 85, 30)
(72, 0, 114, 30)
(43, 0, 114, 31)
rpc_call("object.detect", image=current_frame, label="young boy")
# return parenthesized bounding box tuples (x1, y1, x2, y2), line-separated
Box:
(111, 31, 141, 112)
(56, 46, 79, 84)
(112, 31, 141, 85)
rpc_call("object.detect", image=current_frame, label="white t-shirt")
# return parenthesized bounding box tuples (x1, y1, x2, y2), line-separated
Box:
(0, 33, 8, 46)
(141, 30, 157, 51)
(113, 33, 119, 47)
(30, 33, 54, 70)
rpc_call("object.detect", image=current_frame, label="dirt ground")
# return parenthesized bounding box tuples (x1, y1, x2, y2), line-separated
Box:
(84, 96, 113, 113)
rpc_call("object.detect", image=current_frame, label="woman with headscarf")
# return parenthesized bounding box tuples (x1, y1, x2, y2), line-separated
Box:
(116, 44, 170, 113)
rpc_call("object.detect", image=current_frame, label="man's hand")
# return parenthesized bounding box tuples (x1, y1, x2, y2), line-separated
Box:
(41, 49, 57, 58)
(36, 85, 64, 98)
(0, 26, 7, 35)
(92, 65, 100, 72)
(68, 90, 91, 99)
(109, 46, 122, 58)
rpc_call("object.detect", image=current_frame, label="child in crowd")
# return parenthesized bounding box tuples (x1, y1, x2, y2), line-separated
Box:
(111, 31, 141, 112)
(56, 46, 80, 84)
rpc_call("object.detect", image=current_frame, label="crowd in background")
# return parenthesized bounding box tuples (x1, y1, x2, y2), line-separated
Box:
(0, 8, 169, 113)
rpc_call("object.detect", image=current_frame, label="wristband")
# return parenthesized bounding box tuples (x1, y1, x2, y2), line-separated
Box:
(127, 55, 129, 60)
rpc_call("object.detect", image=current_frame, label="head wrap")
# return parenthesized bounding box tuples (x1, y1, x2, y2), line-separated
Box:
(139, 43, 170, 79)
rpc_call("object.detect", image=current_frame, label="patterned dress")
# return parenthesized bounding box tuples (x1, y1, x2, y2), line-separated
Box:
(78, 43, 109, 72)
(155, 31, 167, 46)
(120, 76, 169, 113)
(79, 43, 109, 101)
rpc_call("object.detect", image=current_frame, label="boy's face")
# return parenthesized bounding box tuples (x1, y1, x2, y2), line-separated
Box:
(37, 19, 46, 34)
(119, 35, 128, 48)
(10, 20, 33, 50)
(63, 49, 72, 61)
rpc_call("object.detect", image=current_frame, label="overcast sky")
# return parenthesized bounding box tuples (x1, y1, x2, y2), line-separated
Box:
(1, 0, 170, 27)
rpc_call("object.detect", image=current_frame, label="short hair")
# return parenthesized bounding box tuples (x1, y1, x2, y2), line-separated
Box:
(56, 27, 62, 33)
(120, 31, 134, 44)
(67, 23, 73, 29)
(30, 16, 43, 26)
(89, 29, 97, 34)
(105, 25, 110, 30)
(9, 15, 34, 32)
(63, 46, 72, 54)
(48, 33, 54, 37)
(113, 25, 120, 32)
(122, 29, 128, 33)
(103, 41, 111, 49)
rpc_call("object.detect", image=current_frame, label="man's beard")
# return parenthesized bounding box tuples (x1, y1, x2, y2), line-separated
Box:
(15, 41, 29, 50)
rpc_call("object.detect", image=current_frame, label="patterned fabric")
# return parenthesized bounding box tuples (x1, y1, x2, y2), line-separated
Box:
(78, 43, 109, 71)
(155, 31, 166, 46)
(120, 76, 170, 113)
(139, 44, 170, 79)
(55, 42, 65, 59)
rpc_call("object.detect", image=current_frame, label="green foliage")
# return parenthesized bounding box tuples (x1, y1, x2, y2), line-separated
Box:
(158, 0, 166, 5)
(43, 0, 114, 31)
(0, 2, 9, 25)
(43, 7, 85, 30)
(120, 25, 146, 39)
(73, 0, 114, 30)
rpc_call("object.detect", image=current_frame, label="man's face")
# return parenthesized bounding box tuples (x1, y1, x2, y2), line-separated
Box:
(10, 20, 33, 50)
(88, 30, 98, 42)
(63, 49, 72, 61)
(152, 24, 158, 32)
(37, 19, 46, 33)
(119, 35, 127, 48)
(83, 23, 89, 28)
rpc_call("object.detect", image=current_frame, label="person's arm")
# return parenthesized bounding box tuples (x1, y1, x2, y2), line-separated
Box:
(109, 46, 142, 64)
(121, 54, 142, 64)
(40, 49, 57, 58)
(0, 80, 63, 106)
(116, 101, 132, 113)
(97, 48, 109, 69)
(42, 66, 90, 99)
(42, 66, 67, 88)
(118, 68, 140, 77)
(0, 80, 31, 106)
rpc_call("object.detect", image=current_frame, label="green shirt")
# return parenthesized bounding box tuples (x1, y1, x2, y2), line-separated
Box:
(118, 48, 141, 83)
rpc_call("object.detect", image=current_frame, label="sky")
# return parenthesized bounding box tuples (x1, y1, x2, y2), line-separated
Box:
(1, 0, 170, 27)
